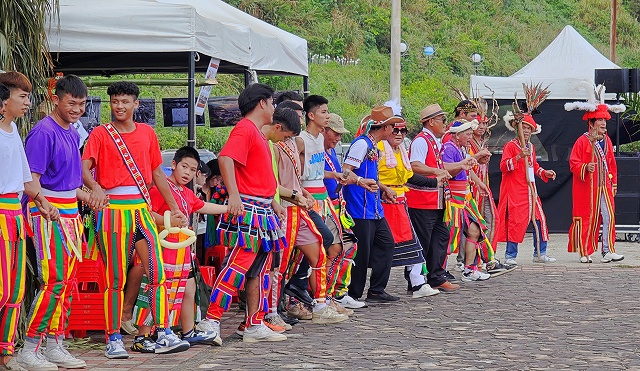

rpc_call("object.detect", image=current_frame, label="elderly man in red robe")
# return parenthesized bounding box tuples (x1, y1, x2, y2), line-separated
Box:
(495, 113, 557, 265)
(565, 94, 625, 263)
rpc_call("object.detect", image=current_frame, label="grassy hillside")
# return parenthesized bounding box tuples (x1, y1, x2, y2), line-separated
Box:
(144, 0, 640, 150)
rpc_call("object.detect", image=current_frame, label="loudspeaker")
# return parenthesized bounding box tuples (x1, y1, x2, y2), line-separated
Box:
(630, 68, 640, 93)
(595, 68, 629, 94)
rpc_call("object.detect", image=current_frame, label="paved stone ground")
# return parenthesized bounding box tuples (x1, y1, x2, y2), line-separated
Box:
(64, 234, 640, 370)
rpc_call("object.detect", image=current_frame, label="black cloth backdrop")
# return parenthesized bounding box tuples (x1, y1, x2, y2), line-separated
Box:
(485, 99, 640, 233)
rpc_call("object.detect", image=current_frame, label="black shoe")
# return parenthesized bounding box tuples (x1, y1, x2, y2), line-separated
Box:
(278, 311, 299, 326)
(131, 336, 155, 353)
(366, 291, 400, 302)
(444, 271, 458, 284)
(284, 284, 314, 306)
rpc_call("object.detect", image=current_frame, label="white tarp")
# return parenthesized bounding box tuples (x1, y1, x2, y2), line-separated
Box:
(470, 25, 619, 99)
(47, 0, 308, 76)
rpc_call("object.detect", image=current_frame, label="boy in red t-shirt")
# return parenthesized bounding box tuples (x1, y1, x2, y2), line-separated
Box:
(196, 83, 290, 344)
(130, 147, 227, 352)
(82, 82, 190, 358)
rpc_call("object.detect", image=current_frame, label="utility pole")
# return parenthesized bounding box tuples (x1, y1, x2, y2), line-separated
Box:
(610, 0, 617, 63)
(390, 0, 401, 103)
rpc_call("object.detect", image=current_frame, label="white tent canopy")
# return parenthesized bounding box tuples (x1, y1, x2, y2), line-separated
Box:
(46, 0, 308, 76)
(470, 25, 619, 99)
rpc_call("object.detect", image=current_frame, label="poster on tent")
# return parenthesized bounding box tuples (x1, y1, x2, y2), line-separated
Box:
(195, 58, 221, 116)
(162, 98, 206, 127)
(79, 96, 101, 133)
(208, 96, 241, 127)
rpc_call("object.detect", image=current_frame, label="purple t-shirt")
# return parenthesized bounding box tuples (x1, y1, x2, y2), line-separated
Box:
(442, 141, 467, 181)
(25, 116, 82, 191)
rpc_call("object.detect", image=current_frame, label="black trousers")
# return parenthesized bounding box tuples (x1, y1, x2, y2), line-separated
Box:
(408, 208, 449, 287)
(348, 218, 394, 299)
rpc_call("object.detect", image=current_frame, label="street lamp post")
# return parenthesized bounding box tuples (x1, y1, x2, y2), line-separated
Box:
(471, 53, 483, 75)
(423, 46, 435, 73)
(390, 0, 402, 103)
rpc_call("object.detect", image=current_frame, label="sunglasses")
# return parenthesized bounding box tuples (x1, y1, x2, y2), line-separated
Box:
(392, 128, 408, 135)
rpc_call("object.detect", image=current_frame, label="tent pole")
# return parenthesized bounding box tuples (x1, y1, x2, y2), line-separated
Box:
(244, 70, 251, 87)
(187, 51, 196, 148)
(616, 93, 620, 156)
(303, 76, 310, 98)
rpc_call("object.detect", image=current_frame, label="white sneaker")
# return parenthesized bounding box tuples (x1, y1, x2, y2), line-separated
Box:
(580, 255, 592, 263)
(104, 338, 128, 359)
(454, 262, 464, 272)
(334, 294, 367, 309)
(312, 305, 349, 324)
(505, 258, 518, 265)
(44, 343, 86, 369)
(242, 323, 287, 343)
(461, 269, 491, 282)
(195, 319, 222, 346)
(155, 331, 190, 354)
(533, 255, 557, 263)
(412, 284, 440, 298)
(3, 356, 27, 371)
(16, 348, 58, 371)
(120, 319, 138, 335)
(601, 252, 624, 263)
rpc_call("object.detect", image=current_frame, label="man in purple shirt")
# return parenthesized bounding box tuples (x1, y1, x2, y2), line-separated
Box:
(16, 75, 91, 371)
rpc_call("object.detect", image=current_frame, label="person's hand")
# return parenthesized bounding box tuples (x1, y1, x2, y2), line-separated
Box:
(272, 201, 286, 221)
(89, 185, 108, 211)
(517, 147, 531, 160)
(360, 178, 379, 193)
(473, 149, 491, 164)
(227, 194, 244, 217)
(476, 182, 490, 196)
(383, 187, 397, 203)
(461, 157, 478, 170)
(304, 196, 315, 210)
(35, 197, 59, 221)
(544, 169, 557, 180)
(586, 162, 596, 173)
(170, 208, 188, 227)
(435, 171, 450, 185)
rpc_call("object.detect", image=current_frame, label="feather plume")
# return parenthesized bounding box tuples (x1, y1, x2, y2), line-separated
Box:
(384, 99, 402, 116)
(564, 101, 597, 112)
(450, 86, 470, 102)
(503, 111, 515, 131)
(607, 103, 626, 113)
(594, 84, 606, 105)
(522, 82, 551, 114)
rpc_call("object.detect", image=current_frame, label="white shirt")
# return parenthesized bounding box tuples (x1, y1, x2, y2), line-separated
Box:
(299, 130, 326, 188)
(0, 122, 33, 194)
(344, 138, 369, 169)
(409, 128, 441, 164)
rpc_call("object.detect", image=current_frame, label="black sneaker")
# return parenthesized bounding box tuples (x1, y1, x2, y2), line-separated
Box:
(131, 336, 155, 353)
(366, 291, 400, 303)
(486, 260, 507, 274)
(444, 271, 458, 284)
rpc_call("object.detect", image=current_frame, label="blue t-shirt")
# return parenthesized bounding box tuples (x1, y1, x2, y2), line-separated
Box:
(343, 136, 383, 220)
(324, 148, 341, 200)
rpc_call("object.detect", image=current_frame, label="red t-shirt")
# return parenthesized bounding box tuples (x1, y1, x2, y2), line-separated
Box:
(218, 118, 277, 197)
(82, 123, 162, 190)
(149, 180, 205, 216)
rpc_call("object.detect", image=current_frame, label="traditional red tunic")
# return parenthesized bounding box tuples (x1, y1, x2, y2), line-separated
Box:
(567, 133, 617, 256)
(495, 139, 550, 244)
(469, 138, 498, 249)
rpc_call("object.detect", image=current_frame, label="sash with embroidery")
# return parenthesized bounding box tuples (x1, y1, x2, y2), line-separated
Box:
(104, 123, 152, 205)
(417, 131, 451, 201)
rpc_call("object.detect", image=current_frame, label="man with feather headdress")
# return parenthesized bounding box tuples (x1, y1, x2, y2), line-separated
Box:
(495, 84, 557, 265)
(565, 84, 625, 264)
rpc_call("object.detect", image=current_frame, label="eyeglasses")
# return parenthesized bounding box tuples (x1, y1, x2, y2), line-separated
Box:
(392, 128, 408, 135)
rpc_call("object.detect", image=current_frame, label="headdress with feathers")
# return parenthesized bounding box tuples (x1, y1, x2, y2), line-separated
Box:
(564, 82, 626, 121)
(452, 85, 500, 130)
(503, 82, 551, 135)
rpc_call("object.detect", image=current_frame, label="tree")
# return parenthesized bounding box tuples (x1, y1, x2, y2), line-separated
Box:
(0, 0, 58, 134)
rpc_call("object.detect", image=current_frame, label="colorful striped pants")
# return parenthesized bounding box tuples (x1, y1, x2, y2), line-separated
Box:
(0, 194, 29, 356)
(95, 192, 168, 334)
(26, 193, 83, 338)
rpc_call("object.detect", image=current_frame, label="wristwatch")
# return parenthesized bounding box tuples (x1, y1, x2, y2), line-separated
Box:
(292, 190, 298, 199)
